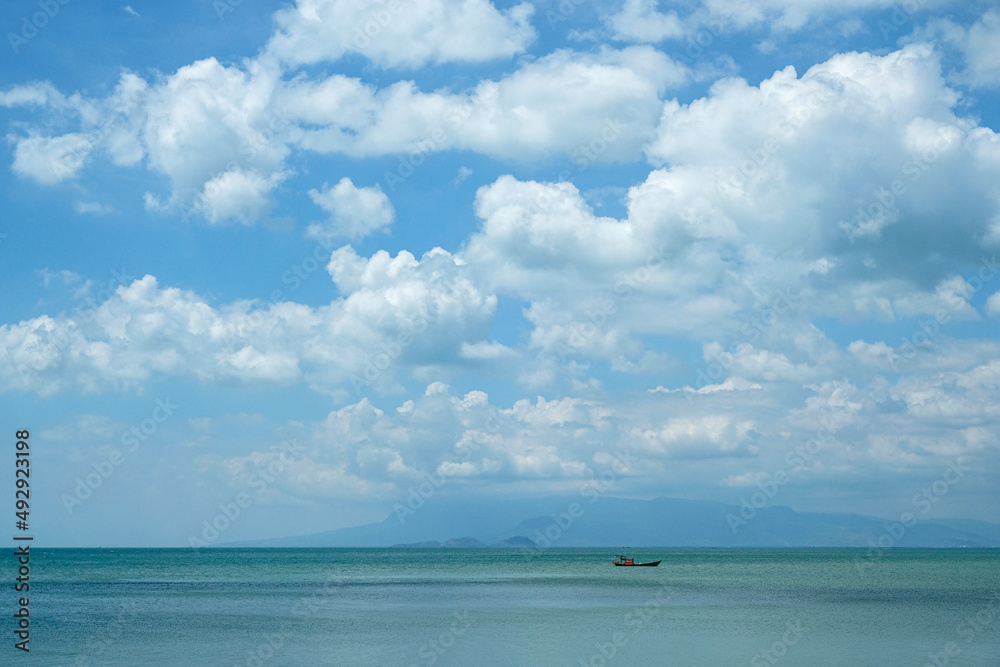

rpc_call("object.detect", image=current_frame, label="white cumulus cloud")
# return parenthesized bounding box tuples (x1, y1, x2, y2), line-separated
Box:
(264, 0, 536, 69)
(306, 177, 395, 241)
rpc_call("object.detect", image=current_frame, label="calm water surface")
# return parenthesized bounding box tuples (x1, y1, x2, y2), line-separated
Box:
(15, 548, 1000, 666)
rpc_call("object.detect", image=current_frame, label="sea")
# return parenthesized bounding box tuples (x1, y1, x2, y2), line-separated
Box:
(10, 547, 1000, 666)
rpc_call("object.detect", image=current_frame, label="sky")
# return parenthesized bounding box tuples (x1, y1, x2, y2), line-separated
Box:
(1, 0, 999, 547)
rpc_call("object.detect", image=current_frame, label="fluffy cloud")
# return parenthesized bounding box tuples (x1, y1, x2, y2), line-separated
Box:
(458, 169, 800, 374)
(6, 73, 145, 184)
(440, 44, 1000, 392)
(4, 61, 289, 223)
(140, 59, 287, 222)
(606, 0, 915, 42)
(288, 46, 686, 161)
(10, 133, 94, 184)
(264, 0, 536, 69)
(464, 175, 644, 292)
(0, 250, 497, 396)
(1, 62, 284, 223)
(963, 9, 1000, 87)
(194, 168, 289, 225)
(719, 0, 907, 32)
(461, 175, 692, 371)
(218, 365, 987, 502)
(73, 201, 116, 216)
(639, 45, 998, 314)
(609, 0, 685, 42)
(702, 341, 815, 383)
(202, 388, 609, 503)
(0, 81, 72, 109)
(915, 9, 1000, 88)
(987, 290, 1000, 316)
(652, 376, 762, 394)
(306, 178, 395, 241)
(632, 414, 759, 459)
(4, 45, 686, 221)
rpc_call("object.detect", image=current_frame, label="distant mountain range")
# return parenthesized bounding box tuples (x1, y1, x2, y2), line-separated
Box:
(224, 496, 1000, 548)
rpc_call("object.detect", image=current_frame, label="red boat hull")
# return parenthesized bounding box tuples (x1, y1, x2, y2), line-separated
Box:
(613, 559, 661, 566)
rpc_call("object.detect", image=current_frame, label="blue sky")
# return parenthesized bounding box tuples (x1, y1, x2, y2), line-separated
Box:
(1, 0, 999, 546)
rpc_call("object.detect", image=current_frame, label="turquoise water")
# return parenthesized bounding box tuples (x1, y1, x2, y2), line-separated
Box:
(12, 548, 1000, 666)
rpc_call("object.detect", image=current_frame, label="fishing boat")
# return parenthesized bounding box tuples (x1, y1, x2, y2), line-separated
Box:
(613, 554, 661, 567)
